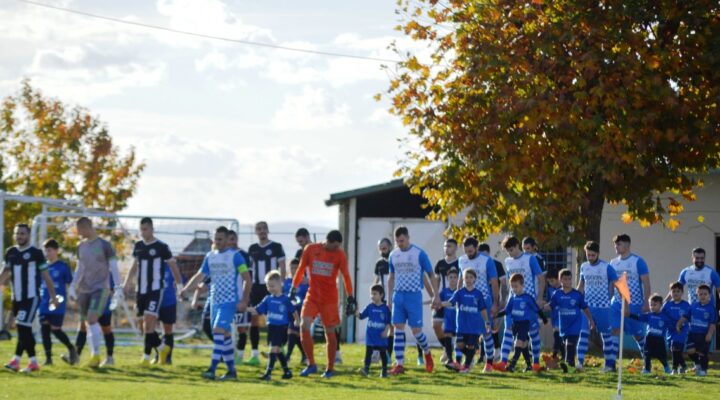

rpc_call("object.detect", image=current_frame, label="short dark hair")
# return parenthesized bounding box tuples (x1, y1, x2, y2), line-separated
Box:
(14, 223, 30, 233)
(290, 258, 300, 265)
(140, 217, 153, 226)
(613, 233, 631, 244)
(669, 281, 684, 291)
(463, 237, 479, 248)
(546, 269, 559, 280)
(650, 294, 663, 304)
(43, 239, 59, 249)
(697, 284, 711, 294)
(295, 228, 310, 238)
(478, 243, 491, 253)
(371, 284, 385, 297)
(522, 237, 537, 247)
(584, 241, 600, 253)
(394, 226, 409, 238)
(463, 268, 477, 278)
(215, 226, 229, 235)
(227, 230, 237, 238)
(510, 273, 524, 284)
(559, 268, 572, 279)
(445, 238, 458, 246)
(502, 236, 520, 249)
(692, 247, 706, 255)
(326, 230, 343, 243)
(255, 221, 268, 229)
(447, 267, 459, 276)
(76, 217, 92, 227)
(378, 237, 392, 246)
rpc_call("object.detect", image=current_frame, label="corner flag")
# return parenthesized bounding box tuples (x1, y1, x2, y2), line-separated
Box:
(614, 272, 629, 400)
(614, 272, 631, 304)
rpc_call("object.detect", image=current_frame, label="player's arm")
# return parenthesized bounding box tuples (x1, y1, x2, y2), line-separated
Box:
(105, 243, 122, 292)
(168, 258, 182, 286)
(0, 268, 10, 286)
(339, 252, 353, 297)
(240, 270, 251, 308)
(582, 306, 595, 330)
(68, 258, 84, 300)
(123, 259, 138, 296)
(277, 244, 287, 283)
(638, 258, 651, 312)
(423, 274, 434, 298)
(487, 257, 499, 316)
(577, 276, 585, 293)
(481, 308, 491, 330)
(40, 268, 58, 301)
(706, 320, 716, 343)
(234, 252, 251, 310)
(530, 256, 545, 305)
(292, 249, 310, 289)
(387, 272, 395, 305)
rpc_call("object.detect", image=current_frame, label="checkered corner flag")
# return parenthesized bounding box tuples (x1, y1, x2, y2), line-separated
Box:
(613, 272, 631, 400)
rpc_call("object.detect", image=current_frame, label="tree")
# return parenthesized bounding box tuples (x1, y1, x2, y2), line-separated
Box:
(0, 80, 145, 248)
(385, 0, 720, 249)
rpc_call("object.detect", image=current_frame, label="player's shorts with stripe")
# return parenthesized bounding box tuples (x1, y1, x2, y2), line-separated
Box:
(39, 312, 65, 327)
(159, 305, 177, 325)
(432, 307, 445, 322)
(211, 302, 236, 331)
(512, 320, 531, 342)
(12, 298, 39, 327)
(391, 291, 424, 328)
(610, 302, 645, 337)
(136, 290, 163, 317)
(234, 310, 251, 328)
(686, 332, 710, 354)
(250, 284, 269, 306)
(301, 297, 340, 327)
(267, 324, 288, 347)
(78, 289, 110, 319)
(581, 307, 612, 334)
(457, 333, 480, 347)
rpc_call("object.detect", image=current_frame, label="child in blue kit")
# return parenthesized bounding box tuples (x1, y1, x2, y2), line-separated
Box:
(442, 269, 491, 373)
(249, 270, 299, 381)
(661, 282, 690, 374)
(356, 284, 391, 378)
(496, 273, 542, 373)
(544, 269, 563, 361)
(544, 269, 595, 373)
(677, 284, 717, 377)
(283, 258, 308, 364)
(628, 294, 673, 374)
(439, 268, 460, 369)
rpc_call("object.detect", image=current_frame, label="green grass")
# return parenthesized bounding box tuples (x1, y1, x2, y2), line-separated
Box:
(0, 340, 716, 400)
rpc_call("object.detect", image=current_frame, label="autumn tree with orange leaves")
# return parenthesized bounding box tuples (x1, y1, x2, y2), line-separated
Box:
(385, 0, 720, 248)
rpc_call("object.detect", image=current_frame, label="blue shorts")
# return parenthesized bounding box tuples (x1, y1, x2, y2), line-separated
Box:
(391, 291, 424, 328)
(457, 333, 480, 347)
(443, 313, 456, 334)
(551, 310, 559, 329)
(267, 324, 288, 347)
(159, 305, 177, 325)
(211, 302, 236, 332)
(611, 302, 645, 337)
(512, 320, 531, 342)
(39, 313, 65, 327)
(581, 307, 612, 334)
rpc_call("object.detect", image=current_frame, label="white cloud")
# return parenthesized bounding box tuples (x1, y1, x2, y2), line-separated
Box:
(272, 86, 351, 130)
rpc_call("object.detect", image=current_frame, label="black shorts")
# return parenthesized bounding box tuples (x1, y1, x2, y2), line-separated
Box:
(159, 305, 177, 325)
(457, 333, 480, 347)
(250, 284, 268, 306)
(267, 324, 288, 347)
(137, 290, 163, 317)
(98, 311, 112, 327)
(39, 313, 65, 327)
(512, 320, 531, 342)
(234, 311, 251, 327)
(432, 307, 445, 321)
(687, 332, 710, 354)
(13, 299, 40, 327)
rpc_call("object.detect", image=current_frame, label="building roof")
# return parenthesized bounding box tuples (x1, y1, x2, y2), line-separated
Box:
(325, 179, 406, 206)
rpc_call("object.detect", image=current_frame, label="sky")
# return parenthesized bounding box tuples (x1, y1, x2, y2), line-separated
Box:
(0, 0, 425, 230)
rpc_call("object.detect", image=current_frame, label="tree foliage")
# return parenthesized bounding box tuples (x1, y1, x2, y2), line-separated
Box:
(0, 80, 145, 248)
(385, 0, 720, 247)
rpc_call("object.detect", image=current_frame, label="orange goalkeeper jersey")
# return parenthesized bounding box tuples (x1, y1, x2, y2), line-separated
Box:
(293, 243, 353, 303)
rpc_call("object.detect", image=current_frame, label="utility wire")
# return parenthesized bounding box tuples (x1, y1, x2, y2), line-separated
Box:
(14, 0, 402, 63)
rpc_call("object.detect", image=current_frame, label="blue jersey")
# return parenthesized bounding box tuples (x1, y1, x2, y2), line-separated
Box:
(610, 253, 648, 307)
(160, 265, 176, 308)
(283, 277, 308, 310)
(580, 260, 617, 308)
(448, 287, 487, 334)
(388, 244, 433, 293)
(40, 261, 73, 315)
(634, 311, 672, 337)
(545, 284, 561, 327)
(504, 253, 543, 298)
(661, 300, 691, 341)
(504, 293, 540, 323)
(678, 265, 720, 305)
(684, 302, 718, 334)
(548, 289, 588, 336)
(358, 302, 391, 347)
(440, 287, 457, 331)
(458, 253, 497, 307)
(255, 293, 295, 326)
(200, 249, 248, 305)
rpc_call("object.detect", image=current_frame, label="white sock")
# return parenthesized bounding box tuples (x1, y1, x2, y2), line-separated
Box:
(238, 350, 244, 359)
(143, 354, 150, 360)
(252, 349, 259, 357)
(89, 323, 102, 356)
(30, 356, 37, 363)
(12, 355, 20, 362)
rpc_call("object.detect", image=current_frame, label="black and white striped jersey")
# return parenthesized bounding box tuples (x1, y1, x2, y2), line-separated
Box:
(132, 240, 173, 294)
(3, 246, 47, 301)
(248, 241, 285, 285)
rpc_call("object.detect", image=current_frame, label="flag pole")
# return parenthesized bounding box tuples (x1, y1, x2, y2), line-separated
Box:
(616, 273, 626, 400)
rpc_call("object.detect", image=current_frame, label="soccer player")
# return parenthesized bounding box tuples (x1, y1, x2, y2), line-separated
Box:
(544, 269, 595, 372)
(1, 224, 59, 373)
(123, 217, 182, 366)
(295, 228, 312, 259)
(181, 226, 251, 380)
(433, 239, 458, 362)
(662, 282, 690, 374)
(676, 247, 720, 304)
(374, 238, 394, 360)
(497, 236, 545, 372)
(39, 239, 77, 366)
(248, 270, 298, 380)
(68, 217, 122, 368)
(292, 230, 354, 378)
(458, 237, 498, 373)
(627, 294, 672, 374)
(227, 229, 253, 365)
(577, 240, 619, 372)
(479, 242, 505, 363)
(677, 284, 716, 376)
(284, 258, 307, 364)
(247, 221, 286, 366)
(157, 265, 178, 364)
(386, 226, 440, 375)
(522, 237, 546, 272)
(356, 284, 391, 378)
(609, 234, 651, 362)
(442, 269, 491, 373)
(438, 268, 459, 368)
(498, 273, 541, 372)
(544, 269, 563, 361)
(72, 266, 118, 366)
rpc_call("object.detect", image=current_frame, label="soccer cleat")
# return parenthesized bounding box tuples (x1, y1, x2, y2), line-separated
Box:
(259, 372, 272, 381)
(21, 361, 40, 373)
(389, 364, 405, 376)
(260, 351, 270, 359)
(159, 346, 171, 366)
(219, 371, 237, 381)
(574, 364, 584, 373)
(301, 356, 309, 366)
(696, 369, 707, 377)
(281, 369, 293, 380)
(670, 369, 678, 375)
(234, 354, 243, 365)
(664, 366, 672, 374)
(678, 366, 686, 374)
(417, 355, 424, 366)
(439, 352, 448, 364)
(601, 366, 616, 374)
(641, 369, 651, 375)
(139, 357, 151, 367)
(483, 363, 493, 373)
(424, 353, 434, 373)
(100, 357, 114, 367)
(560, 362, 569, 373)
(300, 364, 318, 377)
(86, 355, 101, 368)
(321, 370, 335, 379)
(380, 369, 388, 378)
(531, 363, 542, 373)
(43, 358, 53, 366)
(357, 367, 369, 377)
(202, 370, 216, 380)
(244, 356, 260, 366)
(4, 359, 20, 372)
(444, 361, 460, 372)
(493, 361, 507, 372)
(458, 365, 470, 374)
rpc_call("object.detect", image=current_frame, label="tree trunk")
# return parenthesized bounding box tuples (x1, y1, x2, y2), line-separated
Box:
(575, 181, 606, 276)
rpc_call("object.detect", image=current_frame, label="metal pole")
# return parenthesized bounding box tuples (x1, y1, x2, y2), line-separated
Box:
(40, 204, 48, 246)
(616, 282, 626, 400)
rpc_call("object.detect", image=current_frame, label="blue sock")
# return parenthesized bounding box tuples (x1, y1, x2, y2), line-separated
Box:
(453, 337, 462, 362)
(394, 331, 405, 366)
(210, 333, 224, 372)
(223, 336, 235, 372)
(483, 333, 494, 363)
(602, 333, 616, 368)
(501, 328, 513, 363)
(414, 332, 429, 354)
(577, 330, 589, 366)
(530, 328, 541, 364)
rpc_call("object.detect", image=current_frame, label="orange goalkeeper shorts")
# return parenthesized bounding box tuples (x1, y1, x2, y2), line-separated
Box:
(301, 297, 340, 327)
